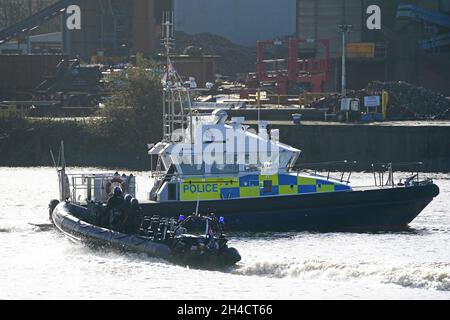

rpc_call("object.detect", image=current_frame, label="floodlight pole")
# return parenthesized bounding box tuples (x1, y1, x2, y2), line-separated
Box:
(338, 24, 353, 98)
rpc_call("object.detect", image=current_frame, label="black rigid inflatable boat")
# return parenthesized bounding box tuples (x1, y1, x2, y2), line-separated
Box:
(49, 200, 241, 268)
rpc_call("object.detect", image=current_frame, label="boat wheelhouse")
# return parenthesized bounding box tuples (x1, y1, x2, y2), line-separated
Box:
(148, 109, 352, 203)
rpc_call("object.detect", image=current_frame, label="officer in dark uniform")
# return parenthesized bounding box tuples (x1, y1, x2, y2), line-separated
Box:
(107, 186, 125, 209)
(107, 186, 125, 230)
(126, 198, 143, 234)
(115, 194, 133, 233)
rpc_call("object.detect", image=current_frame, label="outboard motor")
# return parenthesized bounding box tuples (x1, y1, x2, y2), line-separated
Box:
(48, 199, 60, 221)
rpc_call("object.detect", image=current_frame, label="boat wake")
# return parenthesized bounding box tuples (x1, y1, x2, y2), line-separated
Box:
(28, 223, 54, 232)
(0, 227, 13, 233)
(0, 222, 23, 233)
(233, 259, 450, 291)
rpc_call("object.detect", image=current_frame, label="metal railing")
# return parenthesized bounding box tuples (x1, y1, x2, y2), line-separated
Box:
(292, 160, 357, 184)
(65, 173, 115, 204)
(293, 160, 428, 189)
(247, 91, 338, 107)
(371, 162, 424, 187)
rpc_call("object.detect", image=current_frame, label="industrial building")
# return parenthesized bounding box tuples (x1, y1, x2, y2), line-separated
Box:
(0, 32, 62, 54)
(0, 0, 297, 56)
(296, 0, 450, 93)
(1, 0, 449, 94)
(64, 0, 172, 60)
(0, 0, 172, 60)
(0, 0, 295, 57)
(297, 0, 398, 58)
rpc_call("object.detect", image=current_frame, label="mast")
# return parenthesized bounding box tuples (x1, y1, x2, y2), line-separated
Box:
(161, 12, 173, 142)
(161, 12, 193, 145)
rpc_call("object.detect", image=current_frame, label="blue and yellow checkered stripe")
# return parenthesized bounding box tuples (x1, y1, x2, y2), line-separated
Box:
(181, 174, 351, 201)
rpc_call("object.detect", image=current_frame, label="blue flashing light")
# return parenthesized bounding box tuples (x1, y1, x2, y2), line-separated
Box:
(219, 216, 225, 224)
(179, 215, 185, 222)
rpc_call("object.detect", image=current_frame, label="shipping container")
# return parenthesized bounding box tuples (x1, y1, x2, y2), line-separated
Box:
(168, 55, 219, 87)
(0, 54, 67, 99)
(346, 42, 375, 58)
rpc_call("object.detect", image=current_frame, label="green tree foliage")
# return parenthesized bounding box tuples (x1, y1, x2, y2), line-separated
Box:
(0, 55, 164, 169)
(95, 54, 163, 160)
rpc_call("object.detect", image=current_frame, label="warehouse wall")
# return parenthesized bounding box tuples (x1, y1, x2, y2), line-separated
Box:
(63, 0, 171, 58)
(174, 0, 296, 46)
(278, 123, 450, 172)
(63, 0, 103, 60)
(441, 0, 450, 13)
(133, 0, 157, 55)
(296, 0, 447, 56)
(409, 0, 440, 11)
(296, 0, 363, 58)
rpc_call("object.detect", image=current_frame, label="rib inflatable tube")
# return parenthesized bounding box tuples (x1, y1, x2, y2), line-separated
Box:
(52, 202, 172, 259)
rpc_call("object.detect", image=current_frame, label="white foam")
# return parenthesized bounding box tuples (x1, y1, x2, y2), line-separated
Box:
(234, 259, 450, 291)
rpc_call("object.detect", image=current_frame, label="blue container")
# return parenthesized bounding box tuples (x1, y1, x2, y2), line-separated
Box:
(361, 113, 373, 122)
(373, 113, 384, 122)
(292, 114, 302, 125)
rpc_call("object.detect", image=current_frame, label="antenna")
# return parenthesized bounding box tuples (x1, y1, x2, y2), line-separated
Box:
(161, 11, 174, 70)
(161, 11, 175, 142)
(160, 11, 192, 144)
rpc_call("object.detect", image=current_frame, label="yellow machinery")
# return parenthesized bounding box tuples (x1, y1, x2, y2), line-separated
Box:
(0, 104, 27, 116)
(382, 91, 389, 120)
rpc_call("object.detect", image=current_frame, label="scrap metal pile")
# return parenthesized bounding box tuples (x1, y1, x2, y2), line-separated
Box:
(367, 81, 450, 120)
(174, 31, 256, 76)
(310, 81, 450, 120)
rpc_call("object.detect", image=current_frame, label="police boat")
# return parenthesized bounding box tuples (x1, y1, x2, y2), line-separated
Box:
(49, 181, 241, 268)
(141, 110, 439, 232)
(51, 105, 439, 233)
(136, 28, 440, 232)
(50, 22, 440, 233)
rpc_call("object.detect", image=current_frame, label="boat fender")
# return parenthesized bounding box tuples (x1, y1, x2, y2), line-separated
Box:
(48, 199, 60, 221)
(105, 178, 127, 195)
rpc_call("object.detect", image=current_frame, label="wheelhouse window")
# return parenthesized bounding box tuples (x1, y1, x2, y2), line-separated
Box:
(211, 162, 239, 174)
(176, 154, 205, 175)
(168, 183, 177, 201)
(179, 163, 205, 175)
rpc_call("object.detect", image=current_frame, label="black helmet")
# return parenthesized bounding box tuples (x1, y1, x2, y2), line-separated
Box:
(131, 198, 139, 208)
(113, 186, 123, 196)
(125, 194, 133, 203)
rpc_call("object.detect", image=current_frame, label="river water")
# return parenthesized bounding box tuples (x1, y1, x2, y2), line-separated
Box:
(0, 167, 449, 300)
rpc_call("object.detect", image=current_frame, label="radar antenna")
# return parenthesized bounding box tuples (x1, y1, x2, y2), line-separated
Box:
(161, 12, 193, 143)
